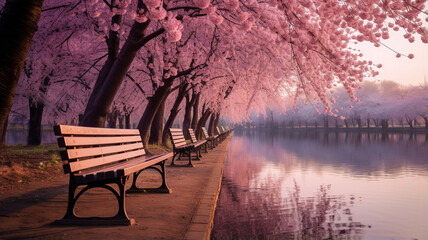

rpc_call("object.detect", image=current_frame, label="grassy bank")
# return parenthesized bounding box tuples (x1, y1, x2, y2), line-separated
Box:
(0, 142, 174, 194)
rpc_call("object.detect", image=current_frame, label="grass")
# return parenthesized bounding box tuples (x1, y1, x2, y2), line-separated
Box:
(4, 143, 58, 156)
(146, 141, 173, 155)
(1, 140, 175, 165)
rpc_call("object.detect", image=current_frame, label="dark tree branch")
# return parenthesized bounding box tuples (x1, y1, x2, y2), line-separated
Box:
(137, 28, 166, 48)
(126, 73, 146, 95)
(56, 31, 74, 48)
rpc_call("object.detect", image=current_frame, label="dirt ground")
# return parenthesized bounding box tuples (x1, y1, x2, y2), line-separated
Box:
(0, 137, 231, 239)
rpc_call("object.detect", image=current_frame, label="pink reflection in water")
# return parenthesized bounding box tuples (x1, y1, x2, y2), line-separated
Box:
(212, 130, 428, 239)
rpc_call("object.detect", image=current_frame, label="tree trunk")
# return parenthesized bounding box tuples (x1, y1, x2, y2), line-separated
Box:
(80, 16, 164, 127)
(137, 79, 173, 147)
(162, 83, 188, 146)
(381, 119, 389, 130)
(344, 119, 349, 128)
(0, 0, 44, 145)
(27, 99, 44, 145)
(118, 114, 124, 129)
(83, 12, 122, 120)
(27, 76, 50, 145)
(81, 41, 141, 127)
(208, 113, 216, 136)
(191, 92, 200, 130)
(212, 112, 220, 136)
(323, 116, 328, 129)
(373, 118, 380, 127)
(196, 110, 212, 139)
(366, 118, 370, 129)
(125, 113, 131, 129)
(182, 95, 193, 139)
(149, 97, 166, 145)
(424, 117, 428, 129)
(357, 117, 362, 128)
(407, 118, 413, 128)
(107, 109, 118, 128)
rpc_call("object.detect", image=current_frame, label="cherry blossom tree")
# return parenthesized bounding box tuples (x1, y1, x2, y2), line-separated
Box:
(14, 1, 105, 144)
(3, 0, 428, 146)
(0, 0, 44, 145)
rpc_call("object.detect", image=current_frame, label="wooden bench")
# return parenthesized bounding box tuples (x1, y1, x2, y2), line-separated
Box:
(54, 125, 173, 225)
(188, 128, 208, 154)
(169, 128, 201, 167)
(216, 126, 227, 142)
(202, 127, 218, 149)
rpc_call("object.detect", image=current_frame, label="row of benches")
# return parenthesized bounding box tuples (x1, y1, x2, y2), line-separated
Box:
(168, 126, 232, 167)
(53, 124, 232, 225)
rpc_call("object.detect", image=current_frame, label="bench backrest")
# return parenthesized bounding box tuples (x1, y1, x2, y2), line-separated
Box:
(54, 125, 145, 174)
(216, 127, 221, 135)
(201, 127, 209, 138)
(169, 128, 187, 148)
(188, 129, 198, 143)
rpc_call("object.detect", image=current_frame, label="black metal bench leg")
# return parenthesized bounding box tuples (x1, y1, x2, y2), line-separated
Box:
(198, 148, 203, 158)
(170, 152, 177, 166)
(116, 177, 133, 223)
(187, 149, 194, 166)
(62, 176, 77, 221)
(170, 151, 193, 167)
(192, 148, 201, 161)
(55, 177, 134, 225)
(127, 161, 171, 194)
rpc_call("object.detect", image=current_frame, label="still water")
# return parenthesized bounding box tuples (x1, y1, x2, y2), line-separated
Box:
(212, 130, 428, 239)
(5, 128, 56, 145)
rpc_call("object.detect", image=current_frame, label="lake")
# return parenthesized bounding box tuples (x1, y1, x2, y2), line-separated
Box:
(5, 128, 57, 145)
(212, 129, 428, 239)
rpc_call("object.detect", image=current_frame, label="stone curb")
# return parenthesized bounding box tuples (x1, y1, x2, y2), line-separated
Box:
(184, 134, 232, 240)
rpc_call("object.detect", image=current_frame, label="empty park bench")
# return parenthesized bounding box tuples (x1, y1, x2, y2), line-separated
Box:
(169, 128, 202, 167)
(216, 126, 228, 142)
(188, 128, 208, 154)
(222, 126, 231, 136)
(54, 125, 173, 225)
(202, 127, 218, 149)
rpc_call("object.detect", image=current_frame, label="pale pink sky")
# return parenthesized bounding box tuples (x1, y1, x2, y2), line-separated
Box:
(357, 22, 428, 86)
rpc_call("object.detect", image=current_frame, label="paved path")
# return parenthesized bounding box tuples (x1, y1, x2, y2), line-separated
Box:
(0, 134, 232, 240)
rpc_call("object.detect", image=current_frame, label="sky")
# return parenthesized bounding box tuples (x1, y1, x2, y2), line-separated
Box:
(356, 21, 428, 86)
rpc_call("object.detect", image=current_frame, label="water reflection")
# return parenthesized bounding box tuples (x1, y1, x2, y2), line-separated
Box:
(214, 178, 367, 239)
(5, 128, 56, 145)
(212, 130, 428, 239)
(240, 130, 428, 177)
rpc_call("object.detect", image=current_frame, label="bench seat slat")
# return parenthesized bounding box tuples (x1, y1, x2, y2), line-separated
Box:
(193, 140, 207, 148)
(58, 135, 142, 147)
(64, 142, 144, 160)
(65, 149, 146, 173)
(54, 125, 140, 136)
(175, 143, 194, 149)
(174, 142, 188, 148)
(79, 152, 170, 176)
(74, 152, 173, 184)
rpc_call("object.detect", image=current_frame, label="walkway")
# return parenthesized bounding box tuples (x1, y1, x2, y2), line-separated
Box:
(0, 134, 232, 240)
